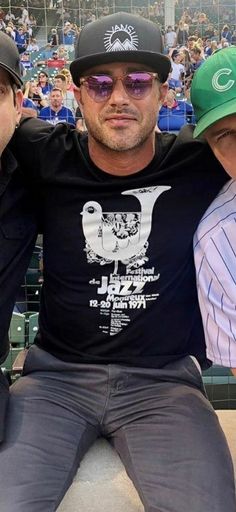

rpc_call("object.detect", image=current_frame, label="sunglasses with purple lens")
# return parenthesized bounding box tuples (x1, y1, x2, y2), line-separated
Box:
(79, 71, 159, 102)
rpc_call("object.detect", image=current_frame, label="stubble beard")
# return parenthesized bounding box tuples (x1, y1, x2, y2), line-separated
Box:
(85, 115, 157, 153)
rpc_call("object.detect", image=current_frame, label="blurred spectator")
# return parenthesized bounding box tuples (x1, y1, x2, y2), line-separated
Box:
(23, 80, 48, 114)
(15, 26, 28, 54)
(59, 22, 76, 48)
(158, 89, 194, 132)
(179, 48, 191, 75)
(221, 24, 232, 44)
(218, 37, 230, 49)
(39, 87, 75, 126)
(28, 14, 37, 38)
(5, 11, 16, 24)
(167, 70, 182, 94)
(47, 27, 59, 47)
(53, 73, 77, 112)
(60, 68, 74, 91)
(164, 26, 177, 50)
(18, 5, 29, 26)
(57, 46, 69, 60)
(186, 35, 198, 51)
(0, 18, 5, 31)
(20, 51, 34, 71)
(5, 21, 16, 40)
(231, 30, 236, 45)
(190, 46, 205, 74)
(170, 49, 185, 82)
(204, 23, 215, 40)
(176, 20, 188, 45)
(204, 38, 213, 57)
(27, 37, 39, 52)
(47, 50, 66, 68)
(37, 71, 53, 96)
(22, 97, 38, 117)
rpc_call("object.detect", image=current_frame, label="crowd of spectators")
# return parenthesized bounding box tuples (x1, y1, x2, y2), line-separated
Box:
(0, 0, 235, 131)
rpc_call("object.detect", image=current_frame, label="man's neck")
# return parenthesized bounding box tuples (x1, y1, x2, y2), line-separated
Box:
(88, 136, 156, 176)
(52, 106, 62, 114)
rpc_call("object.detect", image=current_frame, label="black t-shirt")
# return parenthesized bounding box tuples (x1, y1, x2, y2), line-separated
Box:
(0, 149, 37, 362)
(13, 119, 228, 369)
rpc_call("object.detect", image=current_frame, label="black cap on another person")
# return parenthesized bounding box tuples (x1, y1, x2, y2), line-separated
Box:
(171, 49, 180, 59)
(0, 31, 23, 86)
(70, 12, 171, 87)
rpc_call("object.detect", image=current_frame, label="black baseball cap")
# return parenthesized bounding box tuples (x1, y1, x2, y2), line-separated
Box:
(171, 49, 180, 59)
(70, 12, 171, 86)
(0, 31, 23, 86)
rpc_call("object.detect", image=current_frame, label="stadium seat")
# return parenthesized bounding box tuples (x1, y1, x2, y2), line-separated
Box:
(8, 312, 25, 346)
(203, 366, 236, 409)
(28, 312, 39, 345)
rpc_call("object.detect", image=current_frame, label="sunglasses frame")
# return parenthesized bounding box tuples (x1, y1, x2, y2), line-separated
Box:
(79, 71, 159, 102)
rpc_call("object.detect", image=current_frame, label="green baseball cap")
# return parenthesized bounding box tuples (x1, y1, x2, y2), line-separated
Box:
(191, 47, 236, 138)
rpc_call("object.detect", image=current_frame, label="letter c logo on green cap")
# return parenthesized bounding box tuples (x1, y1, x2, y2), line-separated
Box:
(212, 68, 235, 92)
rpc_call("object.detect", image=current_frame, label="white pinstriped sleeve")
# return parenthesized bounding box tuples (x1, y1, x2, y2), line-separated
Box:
(194, 217, 236, 367)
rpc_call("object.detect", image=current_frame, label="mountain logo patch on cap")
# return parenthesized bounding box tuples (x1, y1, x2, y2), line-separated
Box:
(104, 23, 139, 52)
(212, 68, 235, 92)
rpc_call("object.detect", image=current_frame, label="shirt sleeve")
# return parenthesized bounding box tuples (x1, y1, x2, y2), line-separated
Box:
(194, 220, 236, 367)
(10, 117, 73, 182)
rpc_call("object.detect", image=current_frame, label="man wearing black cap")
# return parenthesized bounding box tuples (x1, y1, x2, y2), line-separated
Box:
(0, 32, 37, 443)
(0, 12, 235, 512)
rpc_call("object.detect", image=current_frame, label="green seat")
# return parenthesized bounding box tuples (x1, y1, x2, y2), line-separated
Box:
(8, 312, 26, 346)
(203, 365, 232, 377)
(203, 365, 236, 409)
(28, 313, 39, 345)
(1, 347, 24, 372)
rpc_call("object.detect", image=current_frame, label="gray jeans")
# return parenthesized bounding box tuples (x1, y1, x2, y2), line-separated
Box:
(0, 368, 9, 442)
(0, 345, 235, 512)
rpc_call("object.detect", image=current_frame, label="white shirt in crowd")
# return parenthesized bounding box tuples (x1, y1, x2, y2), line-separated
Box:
(170, 61, 185, 81)
(165, 30, 177, 48)
(194, 179, 236, 368)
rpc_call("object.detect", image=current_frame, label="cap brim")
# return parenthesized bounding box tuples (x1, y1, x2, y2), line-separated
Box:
(193, 97, 236, 138)
(0, 61, 23, 86)
(70, 51, 171, 86)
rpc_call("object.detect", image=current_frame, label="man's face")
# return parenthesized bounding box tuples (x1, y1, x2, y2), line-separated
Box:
(0, 68, 22, 157)
(38, 73, 47, 83)
(50, 90, 63, 110)
(54, 78, 64, 90)
(74, 61, 167, 153)
(21, 53, 30, 61)
(173, 54, 181, 63)
(204, 114, 236, 178)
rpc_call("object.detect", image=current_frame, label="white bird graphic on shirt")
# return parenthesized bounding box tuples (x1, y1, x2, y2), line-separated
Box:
(81, 186, 171, 272)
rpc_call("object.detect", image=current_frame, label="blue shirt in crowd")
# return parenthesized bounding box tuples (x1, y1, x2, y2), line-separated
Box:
(39, 106, 75, 126)
(158, 100, 195, 132)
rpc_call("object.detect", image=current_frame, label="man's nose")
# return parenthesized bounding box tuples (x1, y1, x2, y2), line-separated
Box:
(108, 77, 130, 106)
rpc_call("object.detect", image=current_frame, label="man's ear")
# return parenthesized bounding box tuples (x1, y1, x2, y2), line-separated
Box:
(74, 87, 82, 106)
(159, 82, 168, 103)
(15, 89, 23, 124)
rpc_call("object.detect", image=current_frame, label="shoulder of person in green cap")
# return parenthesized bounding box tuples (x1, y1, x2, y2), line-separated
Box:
(0, 31, 38, 444)
(1, 12, 235, 512)
(192, 46, 236, 377)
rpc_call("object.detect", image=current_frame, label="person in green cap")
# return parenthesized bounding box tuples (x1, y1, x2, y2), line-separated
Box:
(191, 46, 236, 376)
